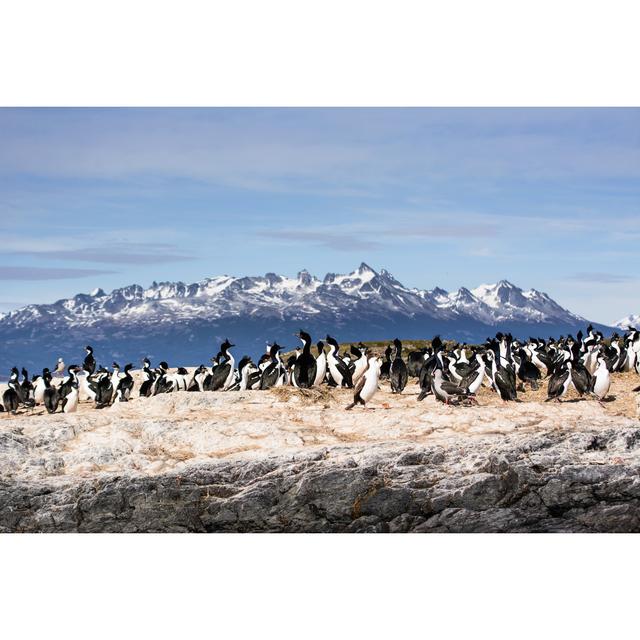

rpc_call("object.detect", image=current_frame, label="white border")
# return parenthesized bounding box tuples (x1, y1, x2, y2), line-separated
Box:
(2, 534, 639, 638)
(1, 1, 639, 637)
(1, 0, 639, 106)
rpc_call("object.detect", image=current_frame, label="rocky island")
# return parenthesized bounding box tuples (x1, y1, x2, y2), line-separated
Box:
(2, 372, 639, 533)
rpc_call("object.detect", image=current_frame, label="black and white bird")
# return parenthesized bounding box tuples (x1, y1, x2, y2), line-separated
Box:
(19, 368, 34, 404)
(325, 336, 353, 388)
(389, 338, 408, 394)
(208, 339, 236, 391)
(515, 347, 541, 391)
(407, 348, 428, 378)
(590, 353, 611, 402)
(2, 367, 24, 414)
(169, 367, 190, 392)
(527, 340, 552, 377)
(350, 344, 369, 386)
(546, 359, 572, 402)
(346, 355, 381, 410)
(33, 368, 50, 405)
(432, 368, 472, 405)
(260, 343, 287, 389)
(292, 330, 317, 389)
(417, 336, 443, 401)
(603, 335, 623, 371)
(486, 349, 518, 402)
(313, 341, 327, 387)
(43, 370, 60, 414)
(61, 366, 80, 413)
(236, 357, 261, 391)
(114, 364, 135, 401)
(379, 345, 393, 381)
(79, 368, 98, 402)
(95, 367, 115, 408)
(188, 365, 209, 392)
(286, 349, 301, 382)
(153, 362, 172, 394)
(620, 328, 639, 372)
(570, 356, 592, 398)
(459, 352, 486, 397)
(58, 365, 81, 400)
(110, 363, 122, 399)
(139, 358, 156, 397)
(83, 346, 96, 375)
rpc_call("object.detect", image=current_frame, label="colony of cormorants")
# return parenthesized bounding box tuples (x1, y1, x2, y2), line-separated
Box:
(1, 326, 639, 415)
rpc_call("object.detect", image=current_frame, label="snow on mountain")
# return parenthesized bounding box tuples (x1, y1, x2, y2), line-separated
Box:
(0, 265, 583, 329)
(615, 314, 640, 329)
(0, 263, 607, 367)
(469, 280, 584, 324)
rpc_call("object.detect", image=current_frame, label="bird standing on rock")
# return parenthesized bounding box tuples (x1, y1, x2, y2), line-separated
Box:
(432, 368, 473, 405)
(313, 341, 327, 387)
(326, 335, 353, 388)
(389, 338, 408, 394)
(292, 330, 317, 389)
(83, 346, 96, 375)
(346, 355, 381, 410)
(590, 353, 611, 402)
(546, 359, 572, 402)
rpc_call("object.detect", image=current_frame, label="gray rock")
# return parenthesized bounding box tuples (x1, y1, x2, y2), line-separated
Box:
(2, 425, 640, 532)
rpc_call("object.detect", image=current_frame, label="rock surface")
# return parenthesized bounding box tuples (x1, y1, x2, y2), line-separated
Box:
(1, 375, 640, 532)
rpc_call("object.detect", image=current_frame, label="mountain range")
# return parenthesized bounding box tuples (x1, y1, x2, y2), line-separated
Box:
(0, 263, 615, 369)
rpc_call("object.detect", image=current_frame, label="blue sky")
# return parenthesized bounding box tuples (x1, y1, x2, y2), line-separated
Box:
(0, 107, 638, 324)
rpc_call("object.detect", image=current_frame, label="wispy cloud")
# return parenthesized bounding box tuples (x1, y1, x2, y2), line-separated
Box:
(258, 230, 381, 252)
(0, 266, 115, 281)
(2, 108, 639, 199)
(385, 224, 498, 238)
(258, 218, 498, 253)
(567, 272, 636, 284)
(6, 241, 195, 265)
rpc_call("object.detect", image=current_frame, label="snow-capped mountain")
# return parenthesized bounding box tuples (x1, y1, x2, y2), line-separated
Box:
(0, 263, 611, 368)
(615, 314, 640, 329)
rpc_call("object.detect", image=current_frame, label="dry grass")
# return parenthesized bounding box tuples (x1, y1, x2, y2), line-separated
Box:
(269, 385, 338, 406)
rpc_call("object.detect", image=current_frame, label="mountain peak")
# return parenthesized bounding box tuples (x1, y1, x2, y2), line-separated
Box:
(456, 287, 475, 299)
(356, 262, 376, 275)
(297, 269, 314, 286)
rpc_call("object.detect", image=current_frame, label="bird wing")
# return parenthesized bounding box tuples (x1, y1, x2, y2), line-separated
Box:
(440, 380, 467, 395)
(454, 362, 477, 378)
(335, 359, 353, 386)
(460, 369, 479, 388)
(548, 370, 569, 397)
(495, 367, 517, 399)
(209, 364, 231, 390)
(353, 375, 366, 401)
(260, 363, 277, 389)
(294, 356, 317, 387)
